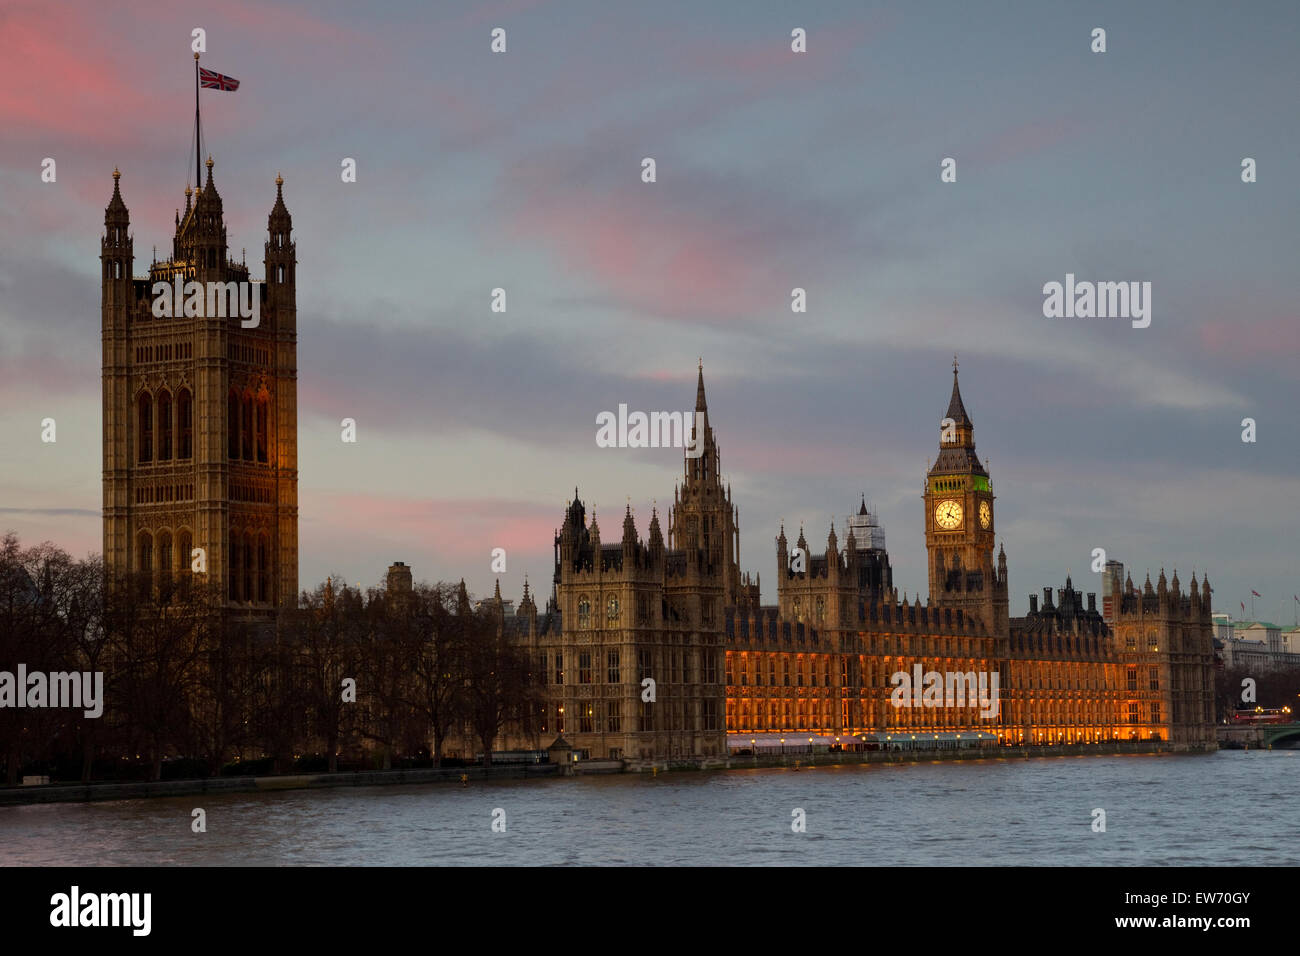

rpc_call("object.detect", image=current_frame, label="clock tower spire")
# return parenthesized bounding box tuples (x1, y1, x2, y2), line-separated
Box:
(924, 360, 1007, 634)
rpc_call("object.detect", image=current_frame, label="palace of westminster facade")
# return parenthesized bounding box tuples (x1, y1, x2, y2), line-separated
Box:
(102, 165, 1217, 767)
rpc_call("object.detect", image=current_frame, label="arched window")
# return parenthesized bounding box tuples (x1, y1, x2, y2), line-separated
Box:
(258, 534, 270, 603)
(177, 389, 193, 459)
(256, 394, 269, 463)
(138, 392, 153, 463)
(157, 389, 173, 461)
(243, 532, 254, 604)
(158, 531, 173, 593)
(228, 530, 240, 601)
(241, 391, 254, 460)
(227, 391, 240, 459)
(138, 532, 153, 574)
(578, 596, 591, 628)
(178, 530, 193, 598)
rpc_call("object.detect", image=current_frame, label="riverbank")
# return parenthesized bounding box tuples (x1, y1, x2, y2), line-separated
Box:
(692, 740, 1214, 774)
(0, 763, 558, 806)
(0, 739, 1216, 806)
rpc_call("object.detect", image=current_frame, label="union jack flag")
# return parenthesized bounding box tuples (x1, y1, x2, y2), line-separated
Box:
(199, 67, 240, 91)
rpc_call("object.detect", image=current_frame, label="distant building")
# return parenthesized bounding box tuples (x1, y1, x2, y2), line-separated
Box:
(473, 584, 514, 617)
(1100, 560, 1125, 622)
(1215, 616, 1300, 671)
(387, 561, 413, 595)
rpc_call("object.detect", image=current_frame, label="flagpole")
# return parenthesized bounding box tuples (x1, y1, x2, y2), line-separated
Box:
(194, 52, 201, 190)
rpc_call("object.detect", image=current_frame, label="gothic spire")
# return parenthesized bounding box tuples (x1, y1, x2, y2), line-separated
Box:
(946, 355, 971, 428)
(197, 155, 220, 207)
(648, 506, 664, 552)
(931, 357, 985, 475)
(622, 503, 637, 547)
(270, 171, 290, 221)
(105, 167, 127, 220)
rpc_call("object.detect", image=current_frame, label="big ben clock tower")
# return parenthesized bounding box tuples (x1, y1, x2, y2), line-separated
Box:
(924, 359, 1008, 635)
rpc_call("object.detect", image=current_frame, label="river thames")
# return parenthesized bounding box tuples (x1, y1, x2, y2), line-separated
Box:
(1, 750, 1294, 866)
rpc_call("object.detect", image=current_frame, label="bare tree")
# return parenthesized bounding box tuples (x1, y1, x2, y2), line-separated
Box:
(405, 583, 468, 768)
(291, 583, 362, 772)
(462, 605, 535, 767)
(103, 570, 216, 781)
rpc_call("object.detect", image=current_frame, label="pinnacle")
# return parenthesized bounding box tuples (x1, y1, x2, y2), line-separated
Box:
(945, 361, 972, 427)
(106, 168, 127, 215)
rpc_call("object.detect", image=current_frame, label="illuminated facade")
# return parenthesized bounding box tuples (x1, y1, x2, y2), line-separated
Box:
(493, 361, 1216, 761)
(101, 161, 299, 617)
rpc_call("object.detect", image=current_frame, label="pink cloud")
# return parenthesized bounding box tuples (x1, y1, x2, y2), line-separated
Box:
(966, 117, 1084, 168)
(0, 2, 157, 143)
(1198, 315, 1300, 362)
(506, 171, 779, 323)
(306, 492, 560, 557)
(216, 0, 357, 44)
(0, 352, 98, 400)
(0, 0, 370, 144)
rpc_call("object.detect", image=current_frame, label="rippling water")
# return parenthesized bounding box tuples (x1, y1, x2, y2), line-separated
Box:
(1, 750, 1294, 865)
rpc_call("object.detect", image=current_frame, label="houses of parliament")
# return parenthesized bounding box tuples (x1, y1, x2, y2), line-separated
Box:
(495, 363, 1218, 762)
(101, 164, 1216, 767)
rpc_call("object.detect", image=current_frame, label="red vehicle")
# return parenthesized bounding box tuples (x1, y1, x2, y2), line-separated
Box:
(1231, 707, 1292, 724)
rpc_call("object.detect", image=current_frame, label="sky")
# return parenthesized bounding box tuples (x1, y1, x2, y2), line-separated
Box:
(0, 0, 1297, 625)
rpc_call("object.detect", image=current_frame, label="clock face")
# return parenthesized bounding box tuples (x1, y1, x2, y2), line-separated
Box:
(979, 500, 991, 529)
(934, 499, 963, 530)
